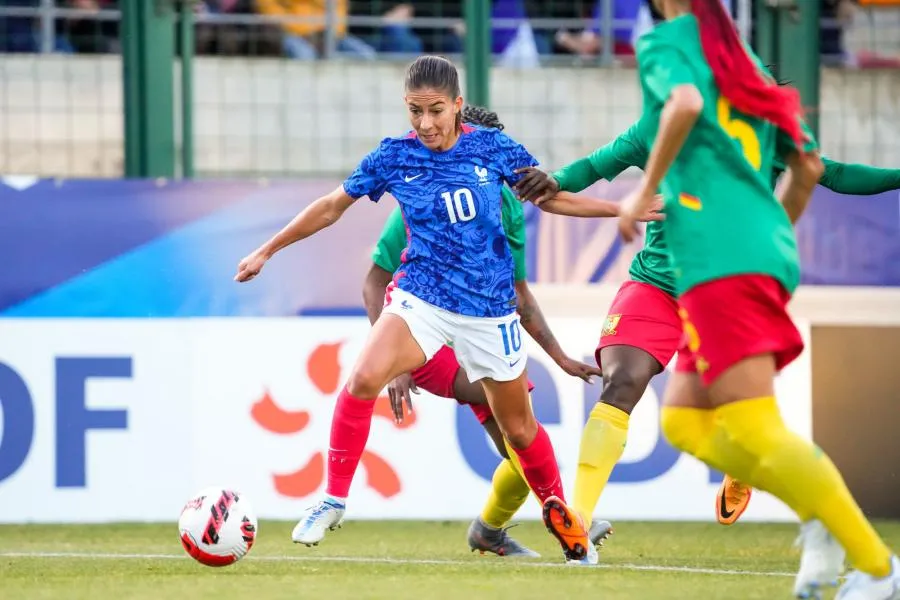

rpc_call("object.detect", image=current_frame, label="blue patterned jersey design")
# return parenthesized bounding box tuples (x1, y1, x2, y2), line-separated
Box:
(343, 125, 538, 317)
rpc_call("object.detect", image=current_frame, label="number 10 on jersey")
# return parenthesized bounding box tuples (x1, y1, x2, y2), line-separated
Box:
(442, 188, 477, 224)
(498, 318, 522, 355)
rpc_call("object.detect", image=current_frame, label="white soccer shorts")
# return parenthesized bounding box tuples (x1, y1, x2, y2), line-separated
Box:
(382, 287, 526, 382)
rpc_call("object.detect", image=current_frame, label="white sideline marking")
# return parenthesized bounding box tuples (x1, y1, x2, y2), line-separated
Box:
(0, 550, 794, 578)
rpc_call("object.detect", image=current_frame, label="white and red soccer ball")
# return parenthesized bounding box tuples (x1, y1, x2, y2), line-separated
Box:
(178, 487, 257, 567)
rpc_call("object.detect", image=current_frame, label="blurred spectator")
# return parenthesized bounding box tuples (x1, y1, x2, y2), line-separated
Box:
(821, 0, 853, 64)
(824, 0, 900, 68)
(254, 0, 375, 59)
(195, 0, 282, 57)
(58, 0, 119, 54)
(0, 0, 73, 53)
(553, 0, 649, 59)
(492, 0, 549, 62)
(408, 0, 464, 54)
(347, 2, 422, 54)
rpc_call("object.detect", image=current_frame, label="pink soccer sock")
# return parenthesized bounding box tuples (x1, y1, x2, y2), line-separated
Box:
(512, 423, 565, 503)
(325, 386, 376, 499)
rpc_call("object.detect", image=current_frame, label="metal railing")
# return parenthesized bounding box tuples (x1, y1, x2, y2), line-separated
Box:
(1, 1, 898, 179)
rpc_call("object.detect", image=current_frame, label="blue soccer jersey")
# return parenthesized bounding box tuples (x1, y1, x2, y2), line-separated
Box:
(343, 125, 537, 318)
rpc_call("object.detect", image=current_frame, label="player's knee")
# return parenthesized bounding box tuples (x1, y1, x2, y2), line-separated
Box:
(501, 417, 537, 450)
(346, 367, 387, 399)
(599, 366, 647, 414)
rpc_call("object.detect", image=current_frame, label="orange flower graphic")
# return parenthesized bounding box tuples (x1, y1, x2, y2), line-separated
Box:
(251, 342, 416, 499)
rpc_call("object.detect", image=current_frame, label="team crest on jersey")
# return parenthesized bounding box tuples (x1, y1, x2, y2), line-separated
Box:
(696, 356, 710, 375)
(602, 314, 621, 337)
(474, 165, 489, 185)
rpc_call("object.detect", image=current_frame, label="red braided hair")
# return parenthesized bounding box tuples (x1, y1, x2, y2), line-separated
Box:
(692, 0, 806, 148)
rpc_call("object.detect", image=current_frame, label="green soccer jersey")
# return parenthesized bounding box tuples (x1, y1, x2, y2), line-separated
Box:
(372, 186, 528, 281)
(636, 14, 807, 296)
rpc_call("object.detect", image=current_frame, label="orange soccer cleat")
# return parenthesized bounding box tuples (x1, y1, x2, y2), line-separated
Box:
(716, 475, 753, 525)
(542, 496, 590, 561)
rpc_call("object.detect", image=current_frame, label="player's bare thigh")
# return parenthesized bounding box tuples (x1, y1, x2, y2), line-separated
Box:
(663, 370, 712, 409)
(707, 354, 777, 408)
(347, 313, 427, 398)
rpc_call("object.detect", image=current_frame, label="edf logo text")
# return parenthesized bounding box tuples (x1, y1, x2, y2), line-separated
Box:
(0, 357, 132, 487)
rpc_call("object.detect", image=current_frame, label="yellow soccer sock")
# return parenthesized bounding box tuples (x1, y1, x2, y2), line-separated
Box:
(573, 403, 630, 526)
(659, 405, 715, 455)
(480, 457, 531, 529)
(711, 397, 892, 577)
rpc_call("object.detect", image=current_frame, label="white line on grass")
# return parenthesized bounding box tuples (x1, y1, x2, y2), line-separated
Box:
(0, 551, 794, 578)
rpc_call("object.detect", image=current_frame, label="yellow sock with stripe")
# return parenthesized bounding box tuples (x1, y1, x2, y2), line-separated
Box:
(573, 402, 630, 526)
(479, 451, 531, 529)
(703, 397, 892, 577)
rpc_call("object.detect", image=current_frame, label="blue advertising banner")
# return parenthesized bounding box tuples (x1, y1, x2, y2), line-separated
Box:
(1, 178, 897, 318)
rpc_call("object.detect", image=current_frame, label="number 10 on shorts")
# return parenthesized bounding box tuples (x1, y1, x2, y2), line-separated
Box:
(498, 318, 522, 355)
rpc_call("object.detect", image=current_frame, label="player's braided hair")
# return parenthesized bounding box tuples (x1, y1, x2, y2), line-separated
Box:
(461, 105, 505, 131)
(692, 0, 805, 149)
(405, 55, 463, 130)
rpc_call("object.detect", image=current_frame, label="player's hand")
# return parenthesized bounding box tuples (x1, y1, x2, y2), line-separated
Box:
(637, 195, 666, 222)
(618, 187, 655, 243)
(557, 355, 603, 384)
(387, 373, 419, 424)
(234, 249, 268, 283)
(513, 167, 560, 205)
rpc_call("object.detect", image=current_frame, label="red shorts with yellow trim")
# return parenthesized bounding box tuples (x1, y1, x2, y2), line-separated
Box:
(410, 345, 535, 424)
(675, 275, 804, 386)
(596, 280, 683, 371)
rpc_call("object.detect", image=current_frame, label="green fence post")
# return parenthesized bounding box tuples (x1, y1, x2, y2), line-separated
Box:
(121, 0, 177, 178)
(754, 0, 778, 67)
(464, 0, 491, 108)
(121, 0, 142, 177)
(180, 0, 195, 179)
(777, 1, 821, 138)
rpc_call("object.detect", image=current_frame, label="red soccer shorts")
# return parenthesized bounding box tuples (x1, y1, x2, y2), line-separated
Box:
(411, 345, 534, 424)
(675, 274, 804, 386)
(596, 280, 683, 371)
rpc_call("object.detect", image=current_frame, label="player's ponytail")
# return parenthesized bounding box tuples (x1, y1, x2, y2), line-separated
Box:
(461, 105, 505, 131)
(692, 0, 805, 149)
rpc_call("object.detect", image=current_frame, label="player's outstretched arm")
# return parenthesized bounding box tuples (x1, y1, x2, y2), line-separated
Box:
(234, 186, 356, 283)
(515, 280, 602, 383)
(513, 125, 648, 204)
(538, 192, 619, 217)
(539, 191, 665, 221)
(779, 150, 825, 224)
(362, 264, 393, 325)
(819, 157, 900, 195)
(619, 85, 703, 242)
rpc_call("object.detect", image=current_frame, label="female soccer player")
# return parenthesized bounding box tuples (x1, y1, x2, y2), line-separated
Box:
(363, 105, 657, 559)
(235, 55, 589, 561)
(514, 117, 900, 562)
(612, 0, 899, 597)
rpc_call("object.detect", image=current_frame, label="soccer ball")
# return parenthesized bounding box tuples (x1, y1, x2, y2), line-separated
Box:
(178, 487, 258, 567)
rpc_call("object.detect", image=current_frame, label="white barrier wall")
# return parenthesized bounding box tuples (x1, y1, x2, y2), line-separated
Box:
(0, 317, 810, 524)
